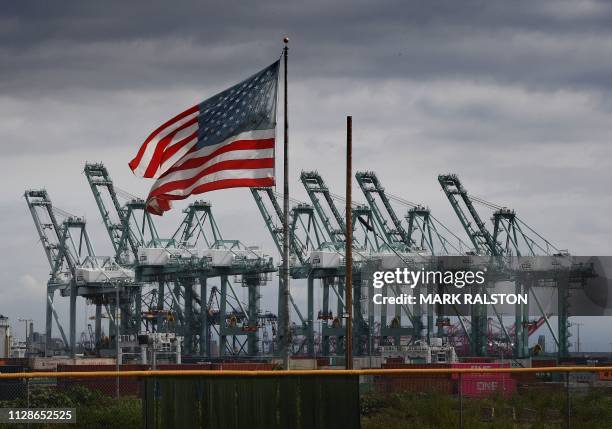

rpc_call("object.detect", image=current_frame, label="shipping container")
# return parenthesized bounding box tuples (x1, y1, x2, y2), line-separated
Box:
(531, 358, 558, 368)
(56, 364, 146, 397)
(460, 356, 495, 363)
(29, 356, 116, 371)
(156, 363, 212, 371)
(316, 357, 330, 368)
(460, 377, 516, 398)
(600, 370, 612, 381)
(450, 363, 515, 397)
(211, 362, 275, 371)
(383, 362, 453, 378)
(0, 358, 28, 367)
(373, 375, 455, 395)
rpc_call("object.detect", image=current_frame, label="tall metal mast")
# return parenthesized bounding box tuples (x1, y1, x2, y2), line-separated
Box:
(280, 36, 291, 368)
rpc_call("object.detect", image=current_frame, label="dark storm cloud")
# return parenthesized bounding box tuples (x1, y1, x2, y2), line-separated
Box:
(3, 0, 612, 95)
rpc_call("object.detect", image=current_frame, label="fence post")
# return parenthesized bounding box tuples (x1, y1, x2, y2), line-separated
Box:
(459, 372, 464, 429)
(26, 377, 30, 429)
(565, 371, 570, 429)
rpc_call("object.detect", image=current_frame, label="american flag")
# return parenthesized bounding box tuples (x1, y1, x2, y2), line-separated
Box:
(129, 60, 280, 215)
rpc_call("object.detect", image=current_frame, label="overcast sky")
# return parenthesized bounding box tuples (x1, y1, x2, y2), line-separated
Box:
(1, 0, 611, 351)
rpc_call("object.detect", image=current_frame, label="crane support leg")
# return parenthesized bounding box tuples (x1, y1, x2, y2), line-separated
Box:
(95, 304, 102, 348)
(557, 275, 570, 359)
(307, 273, 315, 356)
(247, 278, 261, 356)
(199, 277, 208, 357)
(322, 278, 331, 356)
(45, 291, 54, 356)
(427, 283, 434, 344)
(184, 279, 193, 354)
(220, 275, 228, 357)
(69, 283, 77, 357)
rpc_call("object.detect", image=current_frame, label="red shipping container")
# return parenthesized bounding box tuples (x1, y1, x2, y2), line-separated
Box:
(57, 364, 145, 397)
(531, 359, 557, 368)
(460, 377, 516, 398)
(212, 362, 274, 371)
(452, 363, 515, 397)
(156, 363, 212, 371)
(451, 362, 510, 379)
(374, 376, 454, 394)
(382, 364, 451, 378)
(376, 364, 454, 394)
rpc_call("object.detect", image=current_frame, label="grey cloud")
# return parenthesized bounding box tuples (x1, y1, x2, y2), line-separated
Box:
(3, 1, 612, 95)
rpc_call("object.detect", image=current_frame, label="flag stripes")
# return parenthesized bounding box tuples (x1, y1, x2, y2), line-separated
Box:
(128, 60, 280, 214)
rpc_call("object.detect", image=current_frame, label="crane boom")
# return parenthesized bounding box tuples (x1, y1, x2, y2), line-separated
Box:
(300, 171, 346, 246)
(84, 162, 160, 263)
(355, 171, 411, 249)
(438, 174, 500, 255)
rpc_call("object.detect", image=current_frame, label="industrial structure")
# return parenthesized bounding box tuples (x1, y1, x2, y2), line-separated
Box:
(0, 315, 10, 359)
(23, 163, 596, 362)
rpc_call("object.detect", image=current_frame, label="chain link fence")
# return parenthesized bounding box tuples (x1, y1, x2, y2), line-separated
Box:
(0, 367, 611, 428)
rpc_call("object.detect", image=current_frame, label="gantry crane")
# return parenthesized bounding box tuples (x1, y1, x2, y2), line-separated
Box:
(300, 171, 387, 355)
(355, 171, 472, 346)
(251, 187, 346, 356)
(84, 163, 161, 263)
(437, 173, 588, 358)
(356, 172, 467, 255)
(438, 174, 500, 256)
(25, 189, 134, 356)
(84, 163, 276, 358)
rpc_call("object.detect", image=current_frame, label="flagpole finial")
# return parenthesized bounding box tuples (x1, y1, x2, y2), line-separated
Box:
(283, 36, 289, 44)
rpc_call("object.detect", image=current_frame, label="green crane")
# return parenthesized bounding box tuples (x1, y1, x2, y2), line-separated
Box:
(84, 163, 161, 263)
(437, 173, 576, 359)
(251, 187, 345, 356)
(25, 190, 133, 357)
(356, 171, 467, 255)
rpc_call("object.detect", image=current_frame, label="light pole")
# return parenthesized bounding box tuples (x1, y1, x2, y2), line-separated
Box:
(572, 322, 583, 353)
(115, 279, 121, 399)
(18, 318, 33, 357)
